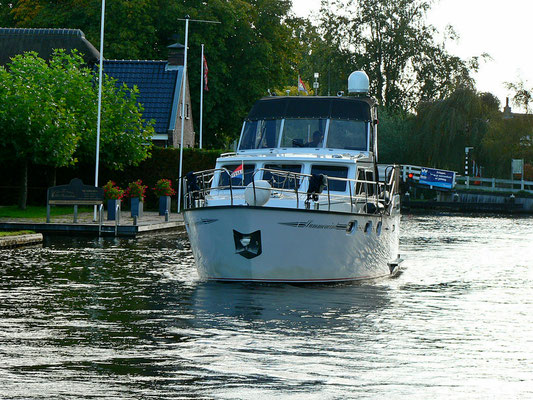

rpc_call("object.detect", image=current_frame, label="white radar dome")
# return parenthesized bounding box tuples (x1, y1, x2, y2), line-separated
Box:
(348, 71, 369, 94)
(244, 180, 271, 206)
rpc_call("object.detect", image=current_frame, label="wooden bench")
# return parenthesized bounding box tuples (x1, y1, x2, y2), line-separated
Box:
(46, 178, 104, 223)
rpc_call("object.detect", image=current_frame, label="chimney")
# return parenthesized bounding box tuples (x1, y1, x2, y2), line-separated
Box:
(167, 43, 185, 66)
(503, 97, 513, 119)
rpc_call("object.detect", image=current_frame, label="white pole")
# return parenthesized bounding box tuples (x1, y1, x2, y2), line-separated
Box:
(199, 43, 204, 149)
(177, 16, 189, 213)
(94, 0, 105, 221)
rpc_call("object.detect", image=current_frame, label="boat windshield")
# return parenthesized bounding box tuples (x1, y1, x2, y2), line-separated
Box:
(238, 118, 368, 151)
(326, 120, 367, 150)
(239, 119, 282, 150)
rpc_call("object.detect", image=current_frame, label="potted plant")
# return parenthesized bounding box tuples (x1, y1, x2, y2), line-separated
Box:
(125, 179, 147, 218)
(103, 181, 124, 221)
(153, 178, 176, 216)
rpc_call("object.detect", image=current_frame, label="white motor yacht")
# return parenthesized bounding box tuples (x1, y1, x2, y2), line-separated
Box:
(183, 71, 402, 282)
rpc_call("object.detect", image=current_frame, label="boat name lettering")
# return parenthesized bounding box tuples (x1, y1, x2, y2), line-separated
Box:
(279, 220, 348, 231)
(188, 218, 218, 226)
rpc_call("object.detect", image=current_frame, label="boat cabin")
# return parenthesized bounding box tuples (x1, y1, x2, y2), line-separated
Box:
(210, 95, 380, 197)
(237, 96, 377, 154)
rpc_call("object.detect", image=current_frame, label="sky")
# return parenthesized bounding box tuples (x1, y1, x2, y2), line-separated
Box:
(291, 0, 532, 111)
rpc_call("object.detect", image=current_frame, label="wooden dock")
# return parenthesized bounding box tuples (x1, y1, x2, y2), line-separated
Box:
(0, 211, 185, 237)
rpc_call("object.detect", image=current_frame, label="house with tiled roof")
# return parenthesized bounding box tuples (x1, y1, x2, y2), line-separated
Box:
(102, 44, 194, 148)
(0, 27, 194, 148)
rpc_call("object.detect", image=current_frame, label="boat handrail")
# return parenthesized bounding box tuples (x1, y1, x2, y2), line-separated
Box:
(184, 166, 400, 214)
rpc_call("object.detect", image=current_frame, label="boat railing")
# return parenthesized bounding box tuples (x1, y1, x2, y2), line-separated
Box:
(184, 165, 400, 214)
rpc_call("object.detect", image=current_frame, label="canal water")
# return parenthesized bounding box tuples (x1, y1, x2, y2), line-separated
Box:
(0, 213, 532, 399)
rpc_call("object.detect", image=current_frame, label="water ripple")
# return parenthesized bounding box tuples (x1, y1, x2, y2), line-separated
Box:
(0, 216, 532, 399)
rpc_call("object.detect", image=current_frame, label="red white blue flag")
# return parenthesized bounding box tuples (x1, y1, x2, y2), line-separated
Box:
(231, 164, 243, 179)
(298, 75, 308, 94)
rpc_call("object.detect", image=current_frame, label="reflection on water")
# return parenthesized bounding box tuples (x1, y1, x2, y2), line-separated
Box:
(0, 215, 532, 399)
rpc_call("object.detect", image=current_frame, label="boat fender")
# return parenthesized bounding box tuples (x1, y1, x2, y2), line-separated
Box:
(186, 172, 201, 200)
(307, 174, 327, 202)
(245, 180, 271, 206)
(365, 202, 377, 214)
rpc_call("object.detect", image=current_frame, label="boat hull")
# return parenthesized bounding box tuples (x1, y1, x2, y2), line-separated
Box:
(184, 206, 400, 282)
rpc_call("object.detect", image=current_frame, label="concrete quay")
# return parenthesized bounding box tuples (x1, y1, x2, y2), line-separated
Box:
(0, 211, 185, 238)
(0, 233, 44, 248)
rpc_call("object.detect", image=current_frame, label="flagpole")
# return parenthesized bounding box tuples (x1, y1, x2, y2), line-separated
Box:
(199, 43, 204, 149)
(177, 17, 219, 214)
(93, 0, 105, 221)
(177, 16, 189, 214)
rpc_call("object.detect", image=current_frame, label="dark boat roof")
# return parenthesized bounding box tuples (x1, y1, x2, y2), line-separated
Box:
(246, 96, 374, 121)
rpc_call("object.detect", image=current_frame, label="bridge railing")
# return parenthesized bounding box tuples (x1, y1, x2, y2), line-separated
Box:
(400, 164, 533, 194)
(456, 176, 533, 194)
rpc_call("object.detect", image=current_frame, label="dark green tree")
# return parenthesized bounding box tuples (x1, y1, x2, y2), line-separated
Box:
(308, 0, 479, 111)
(0, 51, 153, 209)
(6, 0, 301, 148)
(410, 88, 499, 171)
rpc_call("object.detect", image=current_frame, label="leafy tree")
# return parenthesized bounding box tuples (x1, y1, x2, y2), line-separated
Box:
(481, 115, 533, 178)
(0, 51, 153, 209)
(505, 78, 532, 114)
(377, 107, 415, 164)
(307, 0, 478, 111)
(410, 87, 496, 171)
(0, 1, 16, 25)
(6, 0, 301, 148)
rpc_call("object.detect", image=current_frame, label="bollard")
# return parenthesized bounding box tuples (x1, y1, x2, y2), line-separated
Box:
(165, 210, 169, 222)
(133, 215, 138, 226)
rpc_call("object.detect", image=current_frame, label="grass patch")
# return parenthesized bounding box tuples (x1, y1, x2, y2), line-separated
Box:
(0, 205, 93, 219)
(0, 230, 36, 237)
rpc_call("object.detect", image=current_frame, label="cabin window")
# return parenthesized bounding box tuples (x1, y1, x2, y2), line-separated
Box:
(263, 164, 302, 189)
(239, 120, 281, 150)
(310, 165, 348, 192)
(326, 120, 368, 150)
(219, 164, 256, 187)
(280, 119, 327, 148)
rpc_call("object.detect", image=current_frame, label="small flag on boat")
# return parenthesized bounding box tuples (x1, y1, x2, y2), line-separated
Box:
(298, 75, 308, 94)
(231, 164, 243, 179)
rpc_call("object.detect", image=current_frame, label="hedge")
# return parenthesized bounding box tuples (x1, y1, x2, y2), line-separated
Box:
(0, 147, 223, 208)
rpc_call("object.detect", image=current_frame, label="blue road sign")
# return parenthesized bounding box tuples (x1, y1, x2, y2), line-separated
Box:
(419, 168, 455, 190)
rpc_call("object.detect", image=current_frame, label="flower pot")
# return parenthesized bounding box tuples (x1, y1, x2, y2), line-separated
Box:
(107, 199, 121, 221)
(130, 197, 143, 218)
(159, 195, 171, 216)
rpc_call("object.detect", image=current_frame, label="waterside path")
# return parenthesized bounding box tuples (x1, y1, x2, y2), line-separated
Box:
(0, 211, 184, 238)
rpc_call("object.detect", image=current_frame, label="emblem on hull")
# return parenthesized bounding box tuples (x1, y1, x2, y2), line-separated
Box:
(233, 230, 262, 259)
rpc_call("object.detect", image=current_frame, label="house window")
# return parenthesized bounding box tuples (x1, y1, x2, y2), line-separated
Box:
(186, 104, 190, 119)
